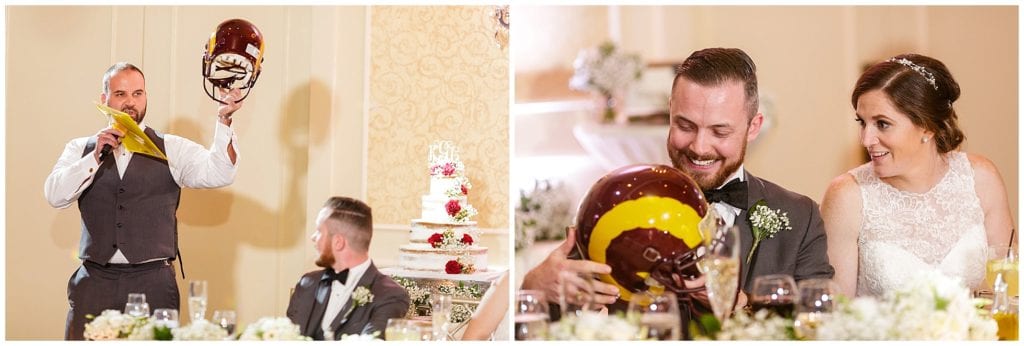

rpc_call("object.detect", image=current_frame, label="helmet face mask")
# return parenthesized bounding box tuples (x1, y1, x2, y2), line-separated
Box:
(202, 18, 264, 104)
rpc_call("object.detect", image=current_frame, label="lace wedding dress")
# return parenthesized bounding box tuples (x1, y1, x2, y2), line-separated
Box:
(851, 151, 987, 297)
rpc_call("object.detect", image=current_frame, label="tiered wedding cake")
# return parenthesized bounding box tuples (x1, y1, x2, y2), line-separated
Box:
(398, 141, 488, 274)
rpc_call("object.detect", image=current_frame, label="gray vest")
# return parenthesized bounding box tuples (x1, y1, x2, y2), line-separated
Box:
(78, 128, 181, 264)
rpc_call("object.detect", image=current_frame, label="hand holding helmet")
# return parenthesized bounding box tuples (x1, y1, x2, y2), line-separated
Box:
(202, 18, 264, 105)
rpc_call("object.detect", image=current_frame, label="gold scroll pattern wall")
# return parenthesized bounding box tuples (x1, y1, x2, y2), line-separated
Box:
(367, 6, 510, 229)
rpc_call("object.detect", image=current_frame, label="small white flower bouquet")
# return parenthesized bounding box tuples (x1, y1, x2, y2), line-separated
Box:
(82, 309, 148, 340)
(568, 41, 643, 122)
(239, 316, 311, 341)
(171, 319, 229, 340)
(549, 310, 641, 340)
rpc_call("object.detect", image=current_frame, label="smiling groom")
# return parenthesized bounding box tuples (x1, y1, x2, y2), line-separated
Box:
(286, 197, 409, 340)
(667, 48, 835, 294)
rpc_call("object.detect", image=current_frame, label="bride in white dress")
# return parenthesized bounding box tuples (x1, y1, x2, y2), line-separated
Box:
(820, 53, 1015, 297)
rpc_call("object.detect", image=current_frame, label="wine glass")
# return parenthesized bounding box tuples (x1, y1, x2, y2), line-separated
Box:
(514, 290, 549, 340)
(212, 310, 237, 335)
(152, 308, 179, 329)
(385, 318, 427, 341)
(750, 274, 799, 318)
(698, 224, 740, 323)
(794, 278, 836, 340)
(430, 294, 453, 341)
(124, 293, 150, 317)
(627, 290, 681, 340)
(558, 270, 602, 318)
(188, 280, 208, 322)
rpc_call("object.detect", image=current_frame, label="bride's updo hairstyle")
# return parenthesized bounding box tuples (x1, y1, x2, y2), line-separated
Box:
(851, 53, 965, 153)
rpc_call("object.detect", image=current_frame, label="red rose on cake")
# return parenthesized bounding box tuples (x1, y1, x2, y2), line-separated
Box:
(445, 260, 463, 274)
(442, 162, 456, 176)
(446, 199, 461, 216)
(461, 234, 474, 245)
(461, 184, 468, 195)
(428, 233, 444, 248)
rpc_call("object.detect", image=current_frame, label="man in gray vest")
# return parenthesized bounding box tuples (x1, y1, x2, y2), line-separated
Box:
(44, 62, 243, 340)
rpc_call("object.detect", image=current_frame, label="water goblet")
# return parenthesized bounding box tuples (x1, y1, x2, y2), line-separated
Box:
(627, 290, 681, 340)
(152, 308, 179, 329)
(750, 274, 799, 319)
(212, 310, 237, 335)
(188, 280, 208, 322)
(124, 293, 150, 317)
(794, 278, 836, 340)
(514, 290, 549, 340)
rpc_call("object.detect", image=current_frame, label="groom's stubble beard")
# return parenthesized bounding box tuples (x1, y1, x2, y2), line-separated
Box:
(670, 134, 748, 191)
(315, 240, 335, 268)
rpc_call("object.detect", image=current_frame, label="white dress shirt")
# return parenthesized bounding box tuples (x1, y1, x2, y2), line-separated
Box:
(711, 165, 746, 228)
(322, 258, 372, 339)
(43, 120, 239, 263)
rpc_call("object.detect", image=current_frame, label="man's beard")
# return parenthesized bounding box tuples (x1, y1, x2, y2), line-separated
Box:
(670, 140, 747, 190)
(122, 105, 146, 124)
(314, 243, 335, 268)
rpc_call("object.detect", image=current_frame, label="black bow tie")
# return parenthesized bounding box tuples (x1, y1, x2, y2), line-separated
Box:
(322, 269, 349, 284)
(703, 178, 748, 209)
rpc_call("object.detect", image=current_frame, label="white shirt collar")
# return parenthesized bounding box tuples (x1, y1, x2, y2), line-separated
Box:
(341, 258, 372, 287)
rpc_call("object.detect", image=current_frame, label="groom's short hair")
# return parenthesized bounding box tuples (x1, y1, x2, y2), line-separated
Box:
(323, 196, 373, 252)
(672, 47, 759, 120)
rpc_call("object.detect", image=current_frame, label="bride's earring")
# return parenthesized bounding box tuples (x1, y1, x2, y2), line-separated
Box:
(922, 136, 930, 143)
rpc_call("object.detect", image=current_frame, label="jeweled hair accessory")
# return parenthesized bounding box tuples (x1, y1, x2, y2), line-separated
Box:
(888, 57, 938, 91)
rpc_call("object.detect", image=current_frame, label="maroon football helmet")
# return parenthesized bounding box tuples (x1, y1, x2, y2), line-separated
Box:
(575, 164, 709, 302)
(202, 18, 264, 104)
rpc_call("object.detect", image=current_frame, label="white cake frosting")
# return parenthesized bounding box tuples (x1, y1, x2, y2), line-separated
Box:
(398, 141, 487, 274)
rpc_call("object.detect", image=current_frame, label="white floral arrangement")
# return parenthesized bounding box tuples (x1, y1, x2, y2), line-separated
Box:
(816, 271, 997, 340)
(706, 271, 998, 340)
(82, 309, 148, 340)
(549, 310, 641, 340)
(352, 286, 375, 307)
(710, 309, 794, 340)
(172, 319, 229, 340)
(746, 200, 792, 263)
(515, 180, 573, 250)
(569, 41, 643, 96)
(339, 331, 382, 340)
(238, 316, 311, 341)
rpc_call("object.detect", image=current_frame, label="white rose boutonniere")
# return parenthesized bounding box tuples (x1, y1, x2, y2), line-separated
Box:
(746, 199, 792, 263)
(353, 286, 374, 307)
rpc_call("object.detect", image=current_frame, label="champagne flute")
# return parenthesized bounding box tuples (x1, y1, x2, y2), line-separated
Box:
(152, 308, 179, 329)
(212, 310, 237, 335)
(188, 280, 208, 322)
(750, 274, 799, 318)
(794, 278, 836, 340)
(430, 294, 453, 341)
(627, 290, 681, 340)
(514, 290, 549, 340)
(558, 270, 601, 318)
(124, 293, 150, 317)
(698, 224, 740, 323)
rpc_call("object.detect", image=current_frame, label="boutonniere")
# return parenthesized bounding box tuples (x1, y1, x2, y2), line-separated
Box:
(746, 200, 792, 263)
(352, 286, 374, 307)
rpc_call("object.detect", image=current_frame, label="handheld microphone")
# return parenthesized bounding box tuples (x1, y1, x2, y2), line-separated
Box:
(99, 144, 112, 161)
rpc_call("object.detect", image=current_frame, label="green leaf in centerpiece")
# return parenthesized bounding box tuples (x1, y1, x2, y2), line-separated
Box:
(153, 326, 173, 340)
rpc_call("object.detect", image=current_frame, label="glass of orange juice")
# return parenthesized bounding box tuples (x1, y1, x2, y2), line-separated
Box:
(986, 245, 1019, 297)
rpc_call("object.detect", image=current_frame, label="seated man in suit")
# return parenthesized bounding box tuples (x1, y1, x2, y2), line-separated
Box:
(287, 196, 410, 340)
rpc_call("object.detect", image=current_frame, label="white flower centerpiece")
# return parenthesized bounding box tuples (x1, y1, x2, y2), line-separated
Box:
(549, 310, 641, 340)
(569, 41, 643, 123)
(82, 309, 149, 340)
(238, 316, 311, 341)
(705, 271, 997, 340)
(172, 319, 229, 340)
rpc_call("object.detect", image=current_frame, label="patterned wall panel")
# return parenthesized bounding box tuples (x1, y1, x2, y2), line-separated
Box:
(368, 6, 509, 229)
